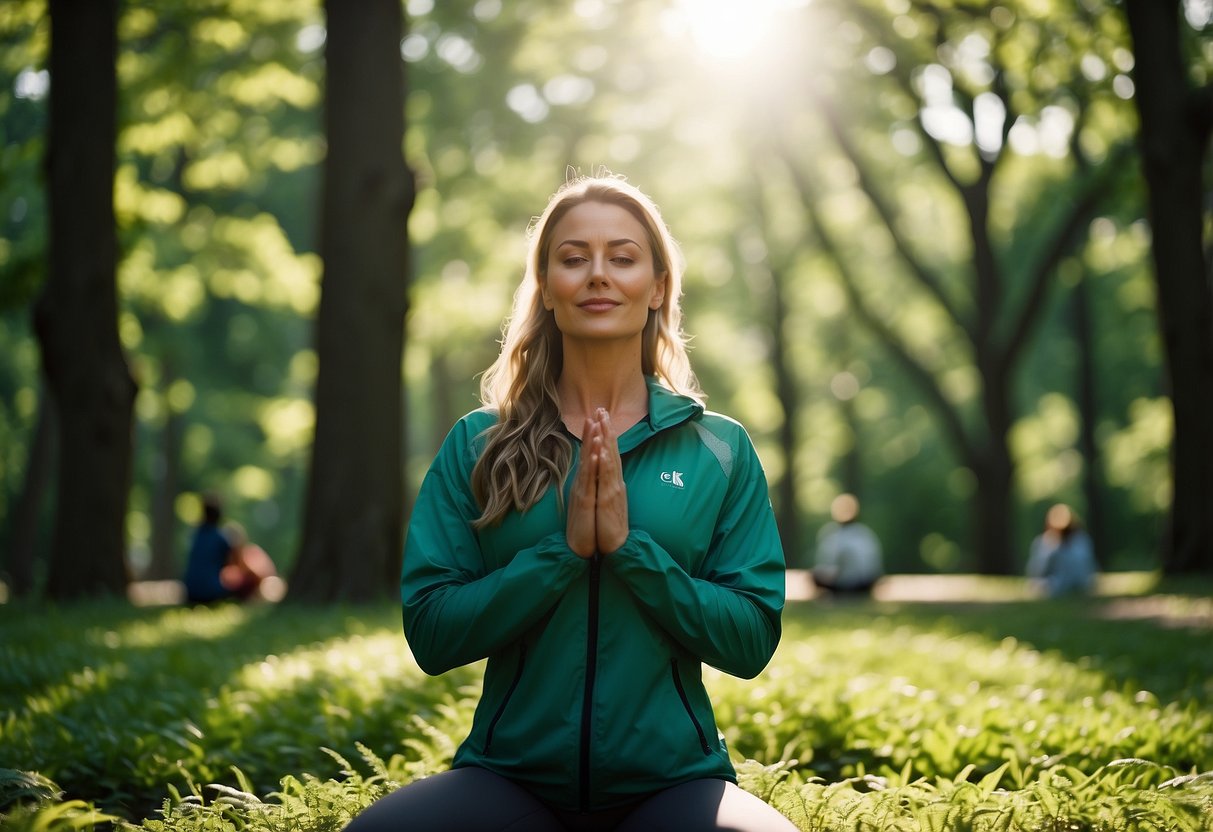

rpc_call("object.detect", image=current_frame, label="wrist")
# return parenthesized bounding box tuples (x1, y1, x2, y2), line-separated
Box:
(598, 530, 628, 556)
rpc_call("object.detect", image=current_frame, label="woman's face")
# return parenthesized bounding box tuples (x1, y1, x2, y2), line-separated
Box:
(541, 200, 666, 345)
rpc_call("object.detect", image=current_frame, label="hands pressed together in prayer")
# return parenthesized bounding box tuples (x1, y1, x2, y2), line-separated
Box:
(567, 408, 628, 558)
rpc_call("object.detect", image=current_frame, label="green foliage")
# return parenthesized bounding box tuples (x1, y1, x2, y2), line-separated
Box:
(4, 0, 1203, 588)
(1, 801, 120, 832)
(741, 759, 1213, 832)
(0, 767, 62, 810)
(1, 768, 119, 832)
(0, 601, 476, 815)
(2, 593, 1211, 830)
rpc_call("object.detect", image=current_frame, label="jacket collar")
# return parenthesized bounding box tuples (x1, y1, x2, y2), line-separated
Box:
(616, 375, 703, 454)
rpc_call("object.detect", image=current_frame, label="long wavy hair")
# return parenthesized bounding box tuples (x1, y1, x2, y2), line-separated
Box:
(471, 173, 702, 528)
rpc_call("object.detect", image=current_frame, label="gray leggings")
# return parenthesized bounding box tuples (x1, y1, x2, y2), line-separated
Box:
(343, 766, 798, 832)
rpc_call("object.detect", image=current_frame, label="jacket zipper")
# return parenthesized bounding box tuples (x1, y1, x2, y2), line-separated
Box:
(670, 658, 712, 755)
(578, 554, 602, 812)
(484, 643, 527, 754)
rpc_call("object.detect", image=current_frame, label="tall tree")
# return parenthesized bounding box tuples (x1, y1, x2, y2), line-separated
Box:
(751, 188, 803, 564)
(1124, 0, 1213, 575)
(1069, 272, 1107, 568)
(778, 0, 1133, 574)
(32, 0, 136, 599)
(291, 0, 413, 601)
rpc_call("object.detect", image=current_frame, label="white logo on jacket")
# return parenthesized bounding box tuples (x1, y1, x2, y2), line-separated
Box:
(660, 470, 685, 488)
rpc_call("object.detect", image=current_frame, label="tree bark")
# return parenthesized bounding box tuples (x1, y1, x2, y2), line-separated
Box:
(769, 264, 801, 566)
(33, 0, 136, 600)
(3, 381, 56, 596)
(291, 0, 413, 601)
(1125, 0, 1213, 574)
(974, 357, 1016, 575)
(968, 174, 1017, 576)
(1071, 274, 1107, 568)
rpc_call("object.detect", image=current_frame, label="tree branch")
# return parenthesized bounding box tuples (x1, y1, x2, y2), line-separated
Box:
(844, 2, 968, 195)
(779, 149, 977, 468)
(813, 91, 975, 342)
(1000, 141, 1135, 370)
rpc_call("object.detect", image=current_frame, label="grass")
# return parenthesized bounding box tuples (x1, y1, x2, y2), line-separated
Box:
(1, 573, 1211, 831)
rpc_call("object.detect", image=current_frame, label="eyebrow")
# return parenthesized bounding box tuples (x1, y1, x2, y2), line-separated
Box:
(555, 238, 643, 249)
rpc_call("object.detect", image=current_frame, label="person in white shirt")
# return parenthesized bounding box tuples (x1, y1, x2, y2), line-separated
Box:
(812, 493, 883, 595)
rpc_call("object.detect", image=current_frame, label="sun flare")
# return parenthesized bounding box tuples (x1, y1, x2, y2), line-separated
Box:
(672, 0, 807, 61)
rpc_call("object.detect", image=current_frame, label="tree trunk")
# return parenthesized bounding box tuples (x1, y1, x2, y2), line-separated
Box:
(1071, 274, 1107, 568)
(769, 265, 801, 566)
(838, 396, 861, 497)
(975, 356, 1016, 575)
(33, 0, 136, 600)
(291, 0, 413, 601)
(832, 325, 862, 497)
(3, 381, 57, 596)
(1125, 0, 1213, 574)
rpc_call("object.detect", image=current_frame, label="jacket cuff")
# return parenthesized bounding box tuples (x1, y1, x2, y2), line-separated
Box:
(532, 531, 589, 576)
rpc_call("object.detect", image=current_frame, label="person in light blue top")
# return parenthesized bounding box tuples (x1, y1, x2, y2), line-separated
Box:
(1026, 503, 1098, 597)
(812, 493, 883, 596)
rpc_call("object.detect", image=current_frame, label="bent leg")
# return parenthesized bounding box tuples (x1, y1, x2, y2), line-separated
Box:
(343, 767, 565, 832)
(616, 778, 797, 832)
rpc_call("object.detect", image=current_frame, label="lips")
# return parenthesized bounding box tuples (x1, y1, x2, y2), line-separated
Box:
(577, 298, 620, 312)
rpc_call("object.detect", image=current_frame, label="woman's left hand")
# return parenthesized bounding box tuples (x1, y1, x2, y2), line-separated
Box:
(590, 409, 629, 554)
(566, 415, 600, 559)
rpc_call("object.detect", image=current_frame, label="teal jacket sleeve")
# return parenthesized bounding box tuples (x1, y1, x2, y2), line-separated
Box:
(401, 416, 588, 676)
(605, 427, 785, 679)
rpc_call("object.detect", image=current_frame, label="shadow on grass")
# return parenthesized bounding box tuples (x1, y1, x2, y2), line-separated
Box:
(785, 571, 1213, 706)
(0, 599, 469, 821)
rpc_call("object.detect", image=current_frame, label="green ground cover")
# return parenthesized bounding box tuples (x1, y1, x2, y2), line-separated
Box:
(2, 575, 1211, 831)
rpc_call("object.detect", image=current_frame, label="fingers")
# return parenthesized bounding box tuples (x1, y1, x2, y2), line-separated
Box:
(594, 409, 621, 479)
(592, 409, 628, 554)
(567, 409, 628, 557)
(574, 416, 599, 483)
(566, 415, 599, 558)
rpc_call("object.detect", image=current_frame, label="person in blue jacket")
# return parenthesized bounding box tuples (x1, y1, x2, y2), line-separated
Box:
(345, 174, 794, 831)
(182, 494, 280, 604)
(181, 493, 234, 604)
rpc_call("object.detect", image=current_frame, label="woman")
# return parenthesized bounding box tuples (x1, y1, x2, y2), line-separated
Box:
(346, 174, 793, 831)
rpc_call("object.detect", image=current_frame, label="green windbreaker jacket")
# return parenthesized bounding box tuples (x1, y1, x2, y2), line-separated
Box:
(401, 376, 786, 812)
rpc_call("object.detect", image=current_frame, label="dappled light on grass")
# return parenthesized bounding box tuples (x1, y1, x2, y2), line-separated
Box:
(0, 601, 476, 818)
(2, 598, 1210, 829)
(231, 632, 418, 698)
(1098, 593, 1213, 629)
(710, 612, 1212, 783)
(99, 602, 254, 649)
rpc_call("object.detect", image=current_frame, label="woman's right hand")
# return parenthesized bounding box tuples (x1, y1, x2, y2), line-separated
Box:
(566, 414, 598, 558)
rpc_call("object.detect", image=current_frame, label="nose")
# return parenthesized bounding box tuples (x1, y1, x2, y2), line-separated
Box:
(588, 253, 608, 284)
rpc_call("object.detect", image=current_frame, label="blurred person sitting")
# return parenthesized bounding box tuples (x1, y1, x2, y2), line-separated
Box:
(182, 494, 283, 604)
(1026, 503, 1097, 598)
(220, 521, 284, 602)
(812, 493, 883, 595)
